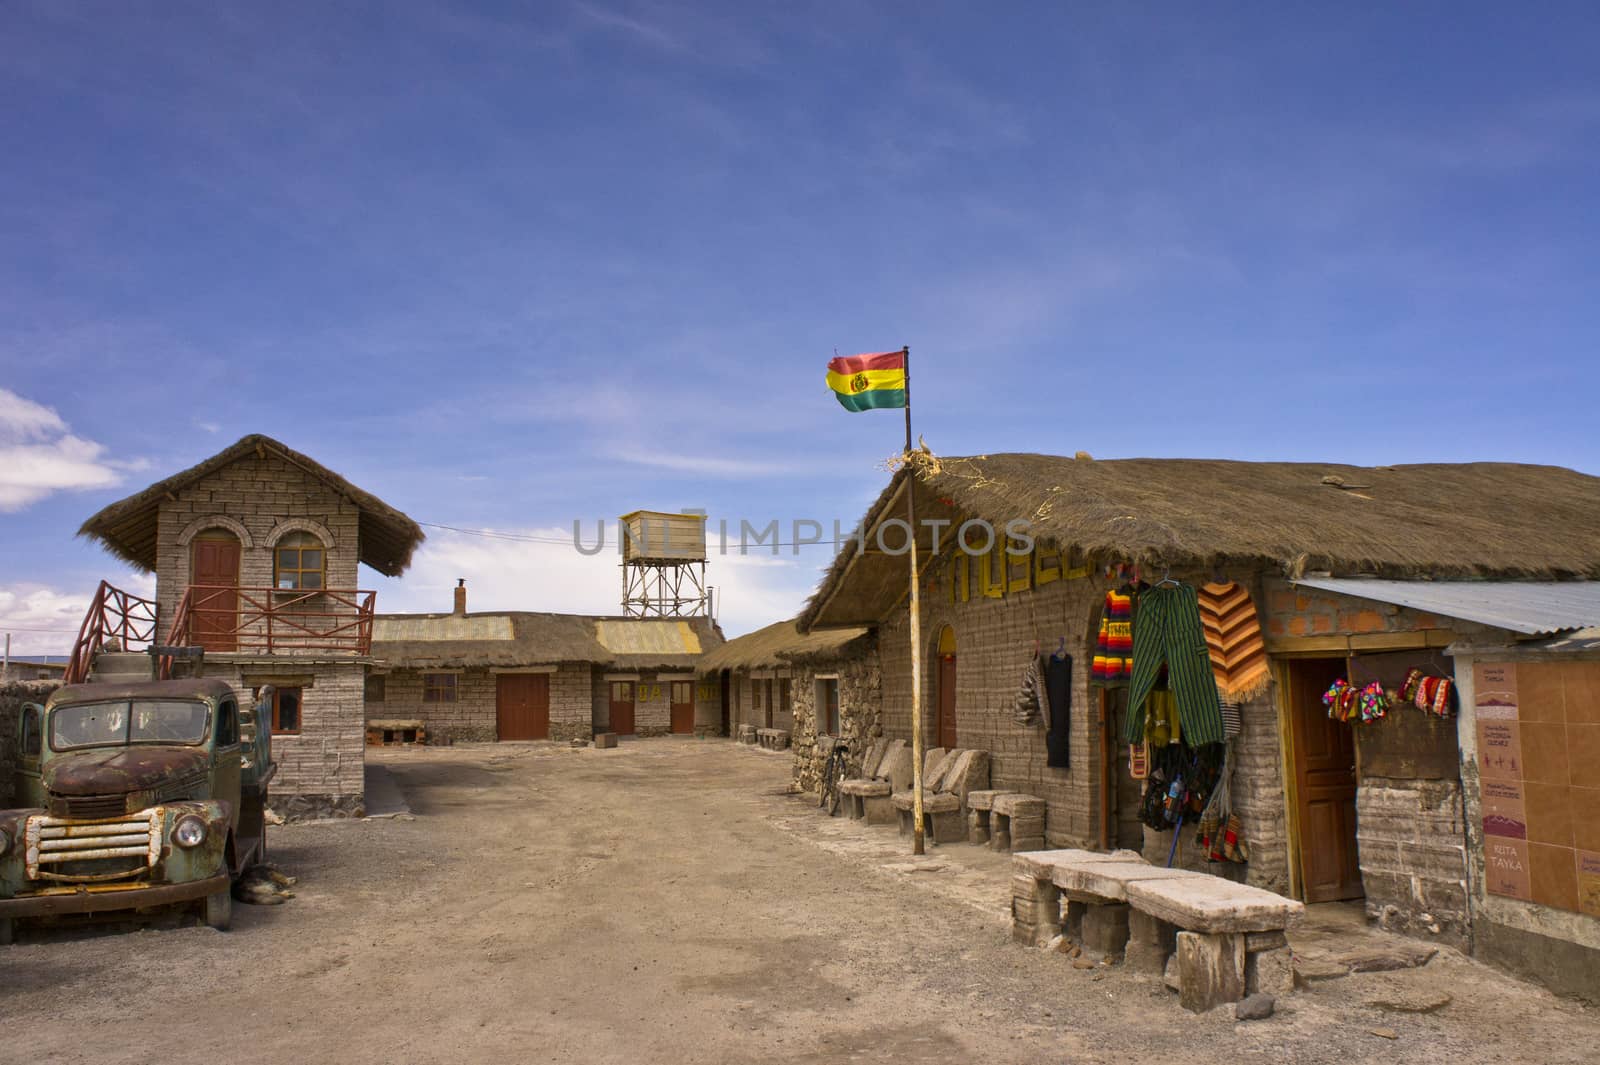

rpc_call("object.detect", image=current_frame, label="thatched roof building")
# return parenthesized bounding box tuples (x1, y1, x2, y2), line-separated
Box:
(371, 611, 722, 670)
(697, 618, 872, 673)
(801, 453, 1600, 630)
(78, 433, 425, 576)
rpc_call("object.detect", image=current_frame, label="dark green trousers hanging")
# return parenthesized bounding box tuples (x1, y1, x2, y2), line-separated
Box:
(1124, 583, 1225, 746)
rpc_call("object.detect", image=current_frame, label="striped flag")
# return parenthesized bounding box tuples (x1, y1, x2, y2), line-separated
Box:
(826, 350, 907, 412)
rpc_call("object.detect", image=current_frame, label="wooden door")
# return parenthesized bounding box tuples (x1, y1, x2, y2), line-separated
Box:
(497, 674, 550, 740)
(937, 654, 958, 748)
(190, 534, 241, 652)
(670, 681, 694, 734)
(609, 681, 635, 736)
(719, 673, 730, 736)
(1289, 658, 1364, 902)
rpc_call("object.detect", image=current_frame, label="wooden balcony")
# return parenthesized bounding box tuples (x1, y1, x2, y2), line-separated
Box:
(170, 585, 377, 656)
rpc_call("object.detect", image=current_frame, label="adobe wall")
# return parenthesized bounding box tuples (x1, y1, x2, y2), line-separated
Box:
(591, 671, 686, 737)
(154, 449, 362, 630)
(372, 665, 592, 743)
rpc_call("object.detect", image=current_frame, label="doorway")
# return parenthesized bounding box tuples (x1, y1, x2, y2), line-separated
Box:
(497, 673, 550, 740)
(1286, 657, 1363, 903)
(190, 532, 241, 652)
(935, 625, 957, 749)
(609, 681, 636, 736)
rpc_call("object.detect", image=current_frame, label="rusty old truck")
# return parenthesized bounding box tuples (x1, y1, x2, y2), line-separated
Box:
(0, 677, 275, 942)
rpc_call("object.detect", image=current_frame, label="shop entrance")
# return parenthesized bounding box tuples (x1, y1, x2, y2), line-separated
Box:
(1286, 657, 1363, 903)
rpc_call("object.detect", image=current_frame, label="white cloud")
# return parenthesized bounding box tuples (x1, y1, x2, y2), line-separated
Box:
(0, 389, 137, 510)
(605, 447, 800, 478)
(0, 573, 157, 657)
(373, 523, 824, 637)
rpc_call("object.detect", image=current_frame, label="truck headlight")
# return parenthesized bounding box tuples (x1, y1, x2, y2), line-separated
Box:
(173, 815, 208, 849)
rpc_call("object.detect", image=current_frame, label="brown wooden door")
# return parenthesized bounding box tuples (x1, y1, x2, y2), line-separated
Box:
(670, 681, 694, 734)
(1289, 658, 1364, 903)
(497, 674, 550, 740)
(190, 534, 241, 652)
(609, 681, 635, 735)
(937, 654, 958, 748)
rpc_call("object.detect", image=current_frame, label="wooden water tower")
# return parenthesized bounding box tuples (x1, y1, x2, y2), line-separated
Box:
(619, 509, 710, 617)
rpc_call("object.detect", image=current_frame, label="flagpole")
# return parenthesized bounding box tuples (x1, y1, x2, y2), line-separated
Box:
(902, 345, 925, 856)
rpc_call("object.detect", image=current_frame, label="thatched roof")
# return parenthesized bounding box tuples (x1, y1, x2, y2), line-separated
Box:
(800, 453, 1600, 630)
(370, 612, 723, 670)
(697, 618, 872, 673)
(78, 434, 424, 576)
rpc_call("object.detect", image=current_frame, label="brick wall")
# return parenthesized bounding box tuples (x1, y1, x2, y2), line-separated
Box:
(154, 449, 362, 631)
(0, 681, 56, 808)
(200, 658, 366, 817)
(373, 665, 592, 743)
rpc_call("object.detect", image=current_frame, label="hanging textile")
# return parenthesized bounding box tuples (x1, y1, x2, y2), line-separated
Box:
(1197, 582, 1270, 702)
(1012, 657, 1043, 727)
(1092, 588, 1135, 684)
(1124, 583, 1226, 747)
(1044, 653, 1071, 768)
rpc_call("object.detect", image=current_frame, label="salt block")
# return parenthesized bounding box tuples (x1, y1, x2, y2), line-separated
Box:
(593, 732, 618, 749)
(1052, 860, 1202, 903)
(1177, 931, 1245, 1013)
(1126, 875, 1305, 934)
(1081, 903, 1132, 956)
(1246, 945, 1294, 997)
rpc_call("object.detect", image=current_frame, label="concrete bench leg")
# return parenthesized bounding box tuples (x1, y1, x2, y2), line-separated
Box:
(1125, 909, 1178, 974)
(968, 807, 992, 845)
(990, 812, 1013, 853)
(863, 796, 896, 826)
(896, 806, 914, 837)
(1177, 931, 1245, 1013)
(1011, 874, 1062, 946)
(1063, 899, 1087, 942)
(929, 809, 965, 845)
(1081, 902, 1132, 958)
(1245, 936, 1294, 996)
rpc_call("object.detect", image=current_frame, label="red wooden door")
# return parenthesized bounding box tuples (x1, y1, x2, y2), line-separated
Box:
(670, 681, 694, 734)
(1290, 658, 1363, 902)
(190, 535, 241, 652)
(609, 681, 635, 736)
(497, 674, 550, 740)
(937, 654, 958, 748)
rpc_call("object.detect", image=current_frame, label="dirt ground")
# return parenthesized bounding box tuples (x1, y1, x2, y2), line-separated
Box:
(3, 739, 1596, 1065)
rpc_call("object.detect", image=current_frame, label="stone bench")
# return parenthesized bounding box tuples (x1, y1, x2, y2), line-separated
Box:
(736, 724, 758, 745)
(1009, 848, 1305, 1013)
(990, 793, 1046, 853)
(891, 748, 989, 844)
(838, 739, 909, 824)
(966, 790, 1017, 845)
(755, 728, 790, 751)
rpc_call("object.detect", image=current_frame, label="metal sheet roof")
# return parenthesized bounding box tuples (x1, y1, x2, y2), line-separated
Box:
(1292, 578, 1600, 636)
(594, 620, 702, 656)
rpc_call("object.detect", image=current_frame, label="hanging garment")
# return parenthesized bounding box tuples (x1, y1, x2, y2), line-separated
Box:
(1197, 582, 1270, 702)
(1092, 588, 1135, 684)
(1124, 583, 1226, 747)
(1044, 653, 1071, 768)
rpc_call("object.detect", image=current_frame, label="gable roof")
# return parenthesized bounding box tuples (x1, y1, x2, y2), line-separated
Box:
(78, 434, 425, 576)
(801, 452, 1600, 630)
(369, 611, 723, 670)
(697, 618, 873, 673)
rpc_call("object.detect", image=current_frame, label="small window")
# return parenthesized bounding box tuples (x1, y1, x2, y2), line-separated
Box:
(21, 704, 41, 758)
(216, 700, 240, 746)
(424, 673, 458, 703)
(817, 678, 840, 736)
(271, 687, 302, 734)
(274, 531, 326, 590)
(610, 681, 634, 703)
(365, 675, 387, 702)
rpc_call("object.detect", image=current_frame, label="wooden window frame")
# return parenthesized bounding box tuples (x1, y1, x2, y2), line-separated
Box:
(274, 531, 327, 591)
(270, 686, 303, 735)
(423, 673, 459, 704)
(610, 680, 635, 703)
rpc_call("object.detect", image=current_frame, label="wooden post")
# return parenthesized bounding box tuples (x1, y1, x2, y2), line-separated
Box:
(903, 346, 925, 855)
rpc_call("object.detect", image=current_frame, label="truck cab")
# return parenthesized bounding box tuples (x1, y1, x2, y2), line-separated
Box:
(1, 677, 275, 942)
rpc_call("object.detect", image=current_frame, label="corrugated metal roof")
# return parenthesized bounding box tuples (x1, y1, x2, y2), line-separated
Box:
(371, 615, 514, 642)
(594, 620, 702, 656)
(1292, 578, 1600, 635)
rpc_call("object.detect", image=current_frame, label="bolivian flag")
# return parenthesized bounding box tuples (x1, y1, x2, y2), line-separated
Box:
(826, 350, 907, 412)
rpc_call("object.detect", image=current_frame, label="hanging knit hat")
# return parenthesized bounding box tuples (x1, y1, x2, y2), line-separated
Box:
(1012, 658, 1043, 727)
(1197, 582, 1270, 702)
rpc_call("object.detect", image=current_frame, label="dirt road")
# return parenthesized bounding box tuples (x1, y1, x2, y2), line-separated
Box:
(3, 740, 1595, 1064)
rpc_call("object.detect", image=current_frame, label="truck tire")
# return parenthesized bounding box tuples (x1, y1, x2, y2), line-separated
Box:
(204, 887, 232, 931)
(0, 918, 13, 945)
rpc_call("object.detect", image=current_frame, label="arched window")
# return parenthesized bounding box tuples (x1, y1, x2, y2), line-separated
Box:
(275, 531, 325, 590)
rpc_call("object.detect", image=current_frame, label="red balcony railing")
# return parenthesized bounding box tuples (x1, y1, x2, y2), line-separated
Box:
(167, 585, 377, 656)
(64, 580, 160, 684)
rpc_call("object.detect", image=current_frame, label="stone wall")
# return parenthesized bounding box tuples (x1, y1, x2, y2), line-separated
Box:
(373, 665, 592, 743)
(787, 644, 883, 794)
(204, 658, 366, 818)
(1356, 778, 1471, 948)
(154, 449, 362, 631)
(0, 681, 56, 808)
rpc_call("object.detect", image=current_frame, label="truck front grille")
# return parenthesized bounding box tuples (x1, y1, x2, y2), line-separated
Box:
(48, 793, 128, 820)
(23, 810, 161, 883)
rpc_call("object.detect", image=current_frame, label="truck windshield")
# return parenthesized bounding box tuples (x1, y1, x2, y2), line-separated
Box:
(49, 700, 211, 750)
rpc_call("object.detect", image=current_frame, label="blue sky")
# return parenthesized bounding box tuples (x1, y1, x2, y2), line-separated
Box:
(3, 2, 1599, 652)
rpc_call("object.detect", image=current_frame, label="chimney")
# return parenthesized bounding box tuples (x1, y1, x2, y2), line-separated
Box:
(453, 578, 467, 617)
